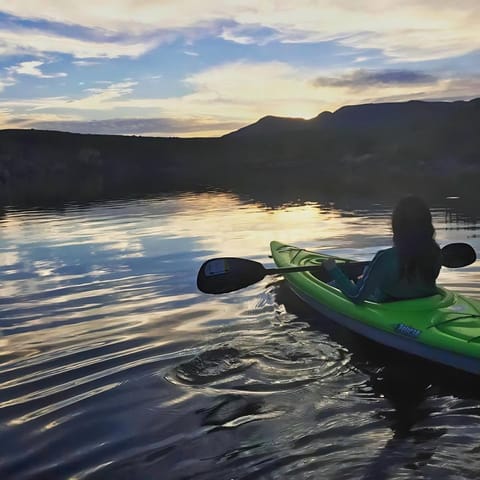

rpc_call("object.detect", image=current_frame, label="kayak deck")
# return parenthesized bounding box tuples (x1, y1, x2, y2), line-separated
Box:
(270, 241, 480, 374)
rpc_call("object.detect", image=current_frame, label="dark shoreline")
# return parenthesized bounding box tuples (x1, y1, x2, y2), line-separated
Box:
(1, 98, 479, 206)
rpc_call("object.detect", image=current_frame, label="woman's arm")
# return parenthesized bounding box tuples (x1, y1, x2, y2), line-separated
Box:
(323, 251, 390, 304)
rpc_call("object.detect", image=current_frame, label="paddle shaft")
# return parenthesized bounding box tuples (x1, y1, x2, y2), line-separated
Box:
(264, 264, 329, 275)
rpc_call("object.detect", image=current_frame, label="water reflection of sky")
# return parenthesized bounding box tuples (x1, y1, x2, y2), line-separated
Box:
(1, 193, 480, 298)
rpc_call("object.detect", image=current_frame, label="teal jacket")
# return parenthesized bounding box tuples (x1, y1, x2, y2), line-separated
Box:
(328, 247, 441, 304)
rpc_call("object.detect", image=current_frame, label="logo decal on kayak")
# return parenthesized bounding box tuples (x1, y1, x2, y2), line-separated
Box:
(395, 323, 421, 338)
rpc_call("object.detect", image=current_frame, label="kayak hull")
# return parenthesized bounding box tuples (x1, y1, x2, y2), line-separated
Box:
(271, 241, 480, 375)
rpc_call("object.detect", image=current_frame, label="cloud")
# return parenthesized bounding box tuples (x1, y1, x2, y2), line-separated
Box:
(1, 1, 479, 62)
(313, 69, 438, 89)
(0, 81, 138, 113)
(2, 62, 319, 119)
(72, 60, 99, 67)
(7, 60, 67, 78)
(0, 76, 16, 92)
(340, 28, 480, 63)
(0, 27, 159, 58)
(370, 74, 480, 104)
(58, 81, 138, 109)
(20, 117, 244, 136)
(219, 24, 277, 45)
(0, 109, 14, 125)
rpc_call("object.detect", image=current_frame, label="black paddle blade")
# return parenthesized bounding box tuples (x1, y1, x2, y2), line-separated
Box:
(197, 257, 267, 294)
(441, 242, 476, 268)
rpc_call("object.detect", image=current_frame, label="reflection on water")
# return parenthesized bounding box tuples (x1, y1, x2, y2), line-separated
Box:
(1, 192, 480, 479)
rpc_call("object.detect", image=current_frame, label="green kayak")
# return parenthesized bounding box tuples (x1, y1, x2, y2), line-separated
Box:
(271, 240, 480, 375)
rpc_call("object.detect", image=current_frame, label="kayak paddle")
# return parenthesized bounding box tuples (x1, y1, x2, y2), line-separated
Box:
(440, 242, 476, 268)
(197, 242, 476, 294)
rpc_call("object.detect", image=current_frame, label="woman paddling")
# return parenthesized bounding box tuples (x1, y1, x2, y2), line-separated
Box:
(323, 196, 442, 304)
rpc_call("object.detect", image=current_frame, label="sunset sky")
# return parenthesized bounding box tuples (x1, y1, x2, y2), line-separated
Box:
(0, 1, 479, 137)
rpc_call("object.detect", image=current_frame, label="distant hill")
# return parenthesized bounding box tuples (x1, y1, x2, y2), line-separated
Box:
(1, 98, 479, 204)
(223, 115, 310, 138)
(226, 98, 480, 135)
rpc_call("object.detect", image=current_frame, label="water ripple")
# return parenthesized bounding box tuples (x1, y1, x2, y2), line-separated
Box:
(2, 194, 480, 479)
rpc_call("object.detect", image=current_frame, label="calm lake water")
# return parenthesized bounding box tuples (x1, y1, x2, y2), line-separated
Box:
(1, 192, 480, 479)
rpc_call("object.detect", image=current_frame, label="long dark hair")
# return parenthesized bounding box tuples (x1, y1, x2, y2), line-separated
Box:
(392, 196, 441, 282)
